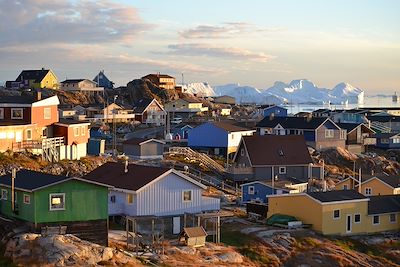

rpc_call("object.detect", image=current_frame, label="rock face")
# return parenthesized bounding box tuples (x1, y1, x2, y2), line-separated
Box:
(122, 79, 179, 104)
(5, 233, 141, 266)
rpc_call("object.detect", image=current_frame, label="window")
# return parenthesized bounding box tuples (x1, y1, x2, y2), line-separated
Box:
(42, 128, 48, 137)
(231, 134, 234, 139)
(373, 215, 380, 225)
(1, 189, 7, 200)
(340, 130, 347, 140)
(81, 126, 86, 136)
(279, 167, 286, 174)
(127, 193, 133, 204)
(0, 108, 3, 119)
(248, 186, 255, 195)
(365, 187, 372, 196)
(23, 194, 30, 204)
(26, 129, 32, 140)
(110, 195, 116, 203)
(381, 138, 389, 144)
(74, 127, 79, 137)
(44, 107, 51, 119)
(354, 214, 361, 223)
(49, 193, 65, 211)
(182, 190, 192, 202)
(343, 185, 348, 190)
(325, 129, 334, 138)
(393, 138, 400, 144)
(390, 213, 397, 223)
(333, 209, 340, 219)
(11, 108, 23, 119)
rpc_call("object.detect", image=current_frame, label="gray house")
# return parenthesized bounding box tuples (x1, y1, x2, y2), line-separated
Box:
(227, 135, 315, 183)
(123, 138, 165, 159)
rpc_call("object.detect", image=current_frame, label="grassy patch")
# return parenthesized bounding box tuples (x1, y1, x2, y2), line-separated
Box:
(239, 246, 274, 265)
(220, 229, 252, 247)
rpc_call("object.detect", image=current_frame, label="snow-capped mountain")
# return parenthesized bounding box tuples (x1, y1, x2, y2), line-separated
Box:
(181, 82, 215, 96)
(182, 79, 364, 105)
(263, 79, 364, 104)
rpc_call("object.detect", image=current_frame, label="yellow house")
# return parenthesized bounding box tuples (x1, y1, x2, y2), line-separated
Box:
(268, 190, 400, 235)
(164, 98, 208, 113)
(334, 175, 400, 196)
(15, 68, 58, 89)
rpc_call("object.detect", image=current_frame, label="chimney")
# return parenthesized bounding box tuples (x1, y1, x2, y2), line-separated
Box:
(124, 159, 129, 173)
(36, 89, 42, 101)
(307, 113, 312, 122)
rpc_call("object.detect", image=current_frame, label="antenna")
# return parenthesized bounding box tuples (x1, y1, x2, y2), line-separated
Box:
(181, 72, 184, 85)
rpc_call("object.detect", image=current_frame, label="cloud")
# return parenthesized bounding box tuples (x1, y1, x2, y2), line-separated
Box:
(0, 0, 152, 46)
(164, 43, 275, 62)
(179, 22, 284, 39)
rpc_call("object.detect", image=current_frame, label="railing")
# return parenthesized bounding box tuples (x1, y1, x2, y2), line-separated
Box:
(226, 166, 253, 174)
(42, 137, 65, 149)
(12, 140, 42, 151)
(370, 121, 391, 133)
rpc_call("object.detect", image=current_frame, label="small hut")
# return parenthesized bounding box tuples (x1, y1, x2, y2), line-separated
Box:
(178, 227, 207, 247)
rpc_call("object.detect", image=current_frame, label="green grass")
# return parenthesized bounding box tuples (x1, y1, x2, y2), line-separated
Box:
(220, 229, 252, 247)
(239, 246, 274, 264)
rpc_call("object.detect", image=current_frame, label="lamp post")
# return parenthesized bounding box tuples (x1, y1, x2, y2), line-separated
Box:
(112, 95, 118, 157)
(319, 159, 325, 192)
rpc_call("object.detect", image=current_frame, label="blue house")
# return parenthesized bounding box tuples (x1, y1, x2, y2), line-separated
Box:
(374, 133, 400, 149)
(93, 70, 114, 89)
(188, 121, 254, 157)
(171, 124, 194, 140)
(261, 105, 288, 117)
(256, 117, 345, 150)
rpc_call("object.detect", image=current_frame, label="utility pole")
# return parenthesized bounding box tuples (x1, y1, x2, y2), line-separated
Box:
(113, 95, 118, 157)
(11, 168, 16, 212)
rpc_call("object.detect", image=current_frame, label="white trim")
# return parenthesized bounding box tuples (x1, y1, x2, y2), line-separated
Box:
(354, 213, 361, 224)
(333, 209, 340, 220)
(23, 194, 31, 204)
(49, 193, 65, 211)
(54, 122, 90, 127)
(362, 177, 395, 190)
(182, 189, 193, 202)
(279, 166, 286, 174)
(139, 138, 166, 145)
(267, 192, 370, 205)
(44, 107, 51, 119)
(389, 213, 397, 223)
(31, 95, 60, 108)
(372, 215, 380, 225)
(364, 187, 372, 196)
(248, 186, 255, 195)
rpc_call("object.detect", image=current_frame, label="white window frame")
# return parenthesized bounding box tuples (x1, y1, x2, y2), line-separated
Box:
(11, 108, 23, 120)
(340, 130, 347, 140)
(333, 209, 340, 220)
(240, 149, 244, 156)
(1, 189, 7, 200)
(23, 194, 31, 204)
(74, 127, 79, 137)
(182, 190, 193, 202)
(26, 129, 32, 140)
(44, 107, 51, 119)
(365, 187, 372, 196)
(325, 129, 334, 138)
(354, 213, 361, 224)
(372, 215, 380, 225)
(248, 186, 255, 195)
(0, 108, 4, 119)
(49, 193, 65, 211)
(81, 126, 85, 136)
(389, 213, 397, 223)
(279, 167, 286, 174)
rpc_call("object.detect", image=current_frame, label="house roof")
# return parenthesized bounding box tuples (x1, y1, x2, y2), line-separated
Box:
(367, 116, 400, 123)
(211, 121, 252, 133)
(83, 162, 171, 191)
(181, 227, 207, 238)
(364, 174, 400, 188)
(241, 135, 312, 166)
(0, 95, 39, 104)
(142, 74, 175, 79)
(123, 138, 165, 146)
(337, 123, 361, 133)
(373, 132, 400, 139)
(133, 98, 154, 114)
(368, 195, 400, 215)
(256, 117, 335, 130)
(56, 119, 90, 126)
(61, 79, 85, 83)
(0, 170, 68, 191)
(307, 190, 367, 203)
(16, 69, 51, 83)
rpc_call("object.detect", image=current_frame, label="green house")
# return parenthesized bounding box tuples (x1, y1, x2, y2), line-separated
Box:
(0, 169, 110, 245)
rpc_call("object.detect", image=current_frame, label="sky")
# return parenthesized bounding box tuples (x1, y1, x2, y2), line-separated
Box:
(0, 0, 399, 93)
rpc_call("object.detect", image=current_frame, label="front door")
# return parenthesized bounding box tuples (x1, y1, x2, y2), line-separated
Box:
(173, 216, 181, 234)
(346, 214, 352, 234)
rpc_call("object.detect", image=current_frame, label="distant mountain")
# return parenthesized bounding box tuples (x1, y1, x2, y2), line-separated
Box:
(181, 82, 215, 96)
(182, 79, 364, 105)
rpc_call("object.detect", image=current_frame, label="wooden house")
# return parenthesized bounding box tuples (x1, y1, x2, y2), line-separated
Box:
(374, 133, 400, 149)
(142, 74, 176, 90)
(0, 169, 110, 245)
(133, 98, 166, 126)
(268, 190, 400, 235)
(256, 117, 346, 150)
(84, 162, 220, 234)
(178, 226, 207, 247)
(122, 138, 165, 159)
(93, 70, 114, 89)
(164, 98, 209, 118)
(188, 121, 254, 157)
(228, 135, 314, 182)
(260, 105, 287, 117)
(337, 123, 375, 153)
(335, 174, 400, 196)
(6, 68, 58, 90)
(60, 79, 104, 95)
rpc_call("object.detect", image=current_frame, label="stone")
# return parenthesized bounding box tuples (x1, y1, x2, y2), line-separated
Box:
(217, 251, 243, 263)
(101, 247, 114, 261)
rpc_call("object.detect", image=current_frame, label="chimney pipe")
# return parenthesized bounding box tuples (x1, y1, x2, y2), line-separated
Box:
(124, 159, 129, 173)
(36, 90, 42, 101)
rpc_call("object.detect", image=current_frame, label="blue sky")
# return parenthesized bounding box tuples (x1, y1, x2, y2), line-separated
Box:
(0, 0, 399, 93)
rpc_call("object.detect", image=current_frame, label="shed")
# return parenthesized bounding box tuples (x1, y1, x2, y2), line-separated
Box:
(178, 226, 207, 247)
(123, 138, 165, 159)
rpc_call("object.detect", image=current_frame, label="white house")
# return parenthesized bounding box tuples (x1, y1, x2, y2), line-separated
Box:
(84, 162, 220, 234)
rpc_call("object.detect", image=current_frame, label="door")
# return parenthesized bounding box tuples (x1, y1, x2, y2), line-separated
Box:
(346, 214, 352, 233)
(173, 216, 181, 234)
